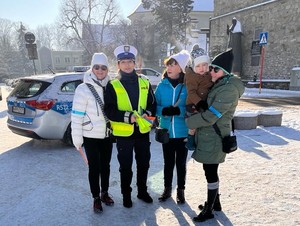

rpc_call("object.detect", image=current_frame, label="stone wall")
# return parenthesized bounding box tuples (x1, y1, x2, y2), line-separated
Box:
(210, 0, 300, 80)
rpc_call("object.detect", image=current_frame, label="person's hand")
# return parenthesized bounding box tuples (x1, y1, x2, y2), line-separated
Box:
(196, 100, 208, 111)
(130, 114, 136, 123)
(162, 106, 180, 116)
(186, 104, 197, 113)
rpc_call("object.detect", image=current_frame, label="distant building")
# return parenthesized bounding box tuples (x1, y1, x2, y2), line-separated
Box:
(128, 0, 214, 69)
(37, 47, 84, 73)
(210, 0, 299, 80)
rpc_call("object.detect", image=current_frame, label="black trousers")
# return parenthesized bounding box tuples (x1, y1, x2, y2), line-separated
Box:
(162, 138, 188, 189)
(116, 135, 151, 195)
(203, 164, 219, 183)
(83, 137, 113, 198)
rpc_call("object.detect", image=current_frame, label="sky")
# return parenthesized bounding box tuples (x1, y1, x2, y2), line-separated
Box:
(0, 0, 141, 30)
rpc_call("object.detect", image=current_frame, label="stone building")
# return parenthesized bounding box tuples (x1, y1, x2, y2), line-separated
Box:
(210, 0, 300, 80)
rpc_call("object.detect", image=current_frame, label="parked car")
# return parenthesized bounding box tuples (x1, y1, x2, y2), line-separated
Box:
(6, 72, 84, 145)
(136, 68, 162, 87)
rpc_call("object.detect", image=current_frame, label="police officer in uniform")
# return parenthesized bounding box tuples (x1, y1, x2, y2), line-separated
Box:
(104, 45, 156, 208)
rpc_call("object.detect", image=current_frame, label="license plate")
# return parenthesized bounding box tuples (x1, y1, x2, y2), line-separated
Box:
(12, 106, 25, 114)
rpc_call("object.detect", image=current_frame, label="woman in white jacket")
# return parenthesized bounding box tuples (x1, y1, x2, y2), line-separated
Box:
(71, 53, 113, 213)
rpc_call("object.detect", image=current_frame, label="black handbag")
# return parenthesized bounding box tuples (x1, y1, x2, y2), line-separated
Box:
(155, 127, 169, 144)
(213, 120, 237, 153)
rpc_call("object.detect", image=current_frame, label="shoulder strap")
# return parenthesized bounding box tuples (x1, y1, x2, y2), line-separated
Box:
(173, 84, 184, 107)
(213, 119, 235, 138)
(86, 83, 109, 124)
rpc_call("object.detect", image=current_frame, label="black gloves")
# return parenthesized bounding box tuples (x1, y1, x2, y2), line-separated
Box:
(196, 100, 208, 111)
(162, 106, 181, 116)
(186, 104, 197, 113)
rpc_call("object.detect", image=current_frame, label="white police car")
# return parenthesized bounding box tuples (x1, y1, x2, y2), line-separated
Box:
(6, 72, 84, 145)
(135, 68, 162, 87)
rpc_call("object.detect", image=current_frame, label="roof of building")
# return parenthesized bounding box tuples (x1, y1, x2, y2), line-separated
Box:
(129, 0, 214, 16)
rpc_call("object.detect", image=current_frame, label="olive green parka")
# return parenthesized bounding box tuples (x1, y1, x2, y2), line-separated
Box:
(186, 74, 245, 164)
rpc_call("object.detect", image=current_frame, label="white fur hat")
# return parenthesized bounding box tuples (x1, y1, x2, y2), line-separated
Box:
(170, 50, 191, 73)
(91, 53, 108, 67)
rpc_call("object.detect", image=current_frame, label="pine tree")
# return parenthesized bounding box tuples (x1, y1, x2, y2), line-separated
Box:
(16, 23, 34, 76)
(142, 0, 194, 48)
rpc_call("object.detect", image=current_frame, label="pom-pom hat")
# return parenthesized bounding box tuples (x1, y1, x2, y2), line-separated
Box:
(91, 53, 108, 67)
(190, 44, 210, 71)
(170, 50, 191, 73)
(211, 48, 234, 75)
(114, 45, 137, 61)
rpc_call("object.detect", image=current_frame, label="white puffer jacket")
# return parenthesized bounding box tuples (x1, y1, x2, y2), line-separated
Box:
(71, 70, 110, 149)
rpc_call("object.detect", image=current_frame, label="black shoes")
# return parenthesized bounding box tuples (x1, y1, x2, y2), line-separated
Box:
(101, 192, 114, 206)
(198, 194, 222, 211)
(137, 192, 153, 203)
(176, 189, 185, 204)
(158, 187, 172, 202)
(193, 202, 214, 222)
(123, 193, 133, 208)
(93, 197, 103, 213)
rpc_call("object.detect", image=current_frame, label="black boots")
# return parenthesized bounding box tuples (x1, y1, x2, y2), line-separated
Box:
(158, 187, 172, 202)
(193, 188, 218, 222)
(123, 193, 132, 208)
(176, 189, 185, 204)
(198, 194, 222, 211)
(193, 202, 214, 222)
(137, 192, 153, 203)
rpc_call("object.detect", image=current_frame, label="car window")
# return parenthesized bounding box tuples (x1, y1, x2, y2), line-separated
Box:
(61, 80, 82, 92)
(9, 80, 51, 98)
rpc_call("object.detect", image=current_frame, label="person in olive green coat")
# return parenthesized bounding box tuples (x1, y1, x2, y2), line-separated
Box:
(186, 48, 245, 222)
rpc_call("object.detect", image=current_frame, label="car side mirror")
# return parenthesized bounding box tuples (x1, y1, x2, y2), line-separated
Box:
(156, 73, 160, 77)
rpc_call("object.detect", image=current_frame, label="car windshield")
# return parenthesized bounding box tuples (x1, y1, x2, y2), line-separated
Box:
(9, 80, 51, 98)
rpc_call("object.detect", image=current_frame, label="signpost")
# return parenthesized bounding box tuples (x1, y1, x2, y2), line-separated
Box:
(259, 32, 268, 93)
(24, 32, 38, 75)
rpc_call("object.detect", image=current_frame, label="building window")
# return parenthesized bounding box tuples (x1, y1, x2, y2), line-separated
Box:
(55, 57, 60, 64)
(65, 57, 70, 63)
(74, 57, 79, 64)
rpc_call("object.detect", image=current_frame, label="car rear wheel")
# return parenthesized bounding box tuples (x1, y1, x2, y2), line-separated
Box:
(62, 123, 73, 146)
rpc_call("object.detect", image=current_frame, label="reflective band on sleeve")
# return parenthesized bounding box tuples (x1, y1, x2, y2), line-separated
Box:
(72, 110, 86, 116)
(209, 106, 222, 118)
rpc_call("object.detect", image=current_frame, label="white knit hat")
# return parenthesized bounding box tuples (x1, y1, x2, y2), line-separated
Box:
(191, 45, 210, 71)
(91, 53, 108, 67)
(170, 50, 191, 73)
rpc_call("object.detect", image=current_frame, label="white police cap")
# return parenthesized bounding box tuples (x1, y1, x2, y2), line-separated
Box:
(114, 45, 137, 61)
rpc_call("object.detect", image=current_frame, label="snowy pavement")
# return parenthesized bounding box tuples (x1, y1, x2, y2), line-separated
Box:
(0, 85, 300, 226)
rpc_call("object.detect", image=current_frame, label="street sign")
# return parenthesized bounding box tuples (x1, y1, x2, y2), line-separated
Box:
(24, 32, 35, 44)
(259, 32, 268, 46)
(26, 43, 38, 60)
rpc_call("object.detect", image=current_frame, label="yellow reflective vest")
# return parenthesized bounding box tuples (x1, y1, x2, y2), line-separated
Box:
(110, 77, 150, 136)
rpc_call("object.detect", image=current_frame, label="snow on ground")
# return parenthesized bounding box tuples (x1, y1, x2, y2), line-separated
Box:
(0, 85, 300, 226)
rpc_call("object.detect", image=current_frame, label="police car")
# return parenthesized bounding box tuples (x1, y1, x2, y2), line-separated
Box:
(6, 72, 84, 145)
(135, 68, 162, 87)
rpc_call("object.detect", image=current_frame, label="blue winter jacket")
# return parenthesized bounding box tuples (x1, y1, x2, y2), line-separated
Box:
(155, 78, 188, 138)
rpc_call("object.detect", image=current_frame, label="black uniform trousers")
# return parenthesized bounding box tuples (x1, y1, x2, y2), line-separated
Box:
(116, 135, 151, 195)
(83, 137, 113, 198)
(162, 138, 188, 189)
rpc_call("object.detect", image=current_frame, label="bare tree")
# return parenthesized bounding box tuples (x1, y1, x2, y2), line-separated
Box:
(59, 0, 120, 60)
(34, 24, 55, 49)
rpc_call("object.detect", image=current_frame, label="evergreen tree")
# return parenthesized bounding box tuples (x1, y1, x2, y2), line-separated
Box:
(16, 23, 34, 75)
(142, 0, 194, 48)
